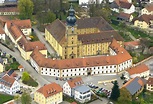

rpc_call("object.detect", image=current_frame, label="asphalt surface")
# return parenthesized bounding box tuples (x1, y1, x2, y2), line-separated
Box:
(0, 44, 50, 86)
(33, 26, 55, 55)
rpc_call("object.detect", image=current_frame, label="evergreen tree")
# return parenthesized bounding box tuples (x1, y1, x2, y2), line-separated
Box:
(110, 80, 120, 101)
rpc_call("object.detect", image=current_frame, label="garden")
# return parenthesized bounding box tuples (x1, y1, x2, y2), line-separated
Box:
(0, 94, 14, 104)
(22, 71, 38, 87)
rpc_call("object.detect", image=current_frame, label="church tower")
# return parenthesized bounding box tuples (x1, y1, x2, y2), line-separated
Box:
(65, 4, 78, 59)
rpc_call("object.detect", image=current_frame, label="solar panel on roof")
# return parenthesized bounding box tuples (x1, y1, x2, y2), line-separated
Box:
(7, 69, 14, 76)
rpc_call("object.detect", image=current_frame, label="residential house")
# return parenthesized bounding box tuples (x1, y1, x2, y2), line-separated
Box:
(74, 85, 91, 103)
(0, 57, 4, 72)
(4, 19, 47, 60)
(124, 64, 150, 79)
(18, 65, 24, 72)
(34, 83, 63, 104)
(122, 77, 146, 96)
(63, 77, 84, 97)
(30, 39, 132, 78)
(0, 69, 20, 95)
(146, 77, 153, 91)
(124, 40, 142, 50)
(110, 0, 135, 14)
(0, 0, 17, 6)
(63, 77, 91, 103)
(117, 12, 133, 22)
(0, 27, 5, 41)
(0, 7, 19, 16)
(134, 14, 153, 28)
(141, 4, 153, 15)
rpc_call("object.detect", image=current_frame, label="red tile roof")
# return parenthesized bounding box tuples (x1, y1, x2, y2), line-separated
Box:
(23, 41, 46, 52)
(18, 65, 23, 69)
(145, 4, 153, 12)
(0, 27, 5, 34)
(6, 19, 31, 29)
(0, 7, 19, 12)
(67, 77, 83, 88)
(135, 14, 153, 24)
(37, 83, 62, 98)
(127, 64, 149, 75)
(124, 40, 140, 47)
(0, 75, 15, 87)
(147, 77, 153, 86)
(30, 39, 132, 69)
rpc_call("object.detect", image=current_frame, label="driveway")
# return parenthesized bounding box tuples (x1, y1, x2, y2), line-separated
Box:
(32, 26, 55, 55)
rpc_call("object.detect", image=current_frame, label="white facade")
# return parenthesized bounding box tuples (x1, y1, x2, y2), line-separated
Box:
(0, 33, 5, 40)
(0, 79, 20, 95)
(63, 82, 72, 97)
(21, 28, 31, 36)
(4, 23, 22, 45)
(141, 8, 153, 15)
(147, 84, 153, 91)
(74, 88, 91, 103)
(30, 55, 132, 78)
(123, 4, 135, 14)
(130, 70, 150, 78)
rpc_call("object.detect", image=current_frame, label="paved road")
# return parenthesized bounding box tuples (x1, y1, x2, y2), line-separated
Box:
(32, 26, 55, 55)
(0, 44, 50, 86)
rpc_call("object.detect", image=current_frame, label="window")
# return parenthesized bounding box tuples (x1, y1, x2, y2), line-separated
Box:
(72, 41, 73, 44)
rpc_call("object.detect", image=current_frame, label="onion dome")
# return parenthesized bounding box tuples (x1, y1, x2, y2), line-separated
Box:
(66, 4, 76, 26)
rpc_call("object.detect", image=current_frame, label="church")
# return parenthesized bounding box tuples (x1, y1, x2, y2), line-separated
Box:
(45, 5, 124, 59)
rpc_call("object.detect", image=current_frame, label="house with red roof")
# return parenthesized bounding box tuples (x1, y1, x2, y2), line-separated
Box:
(0, 70, 20, 95)
(63, 77, 91, 103)
(141, 4, 153, 15)
(110, 0, 135, 14)
(124, 64, 150, 79)
(34, 83, 63, 104)
(146, 77, 153, 92)
(134, 14, 153, 29)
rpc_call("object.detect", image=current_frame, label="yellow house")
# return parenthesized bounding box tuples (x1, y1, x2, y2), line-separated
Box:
(134, 14, 153, 29)
(0, 61, 4, 72)
(141, 4, 153, 15)
(17, 37, 47, 60)
(45, 5, 124, 59)
(34, 83, 63, 104)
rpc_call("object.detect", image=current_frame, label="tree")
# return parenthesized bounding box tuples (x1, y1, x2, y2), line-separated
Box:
(110, 80, 120, 101)
(118, 88, 132, 104)
(22, 72, 30, 82)
(14, 95, 20, 104)
(21, 92, 32, 104)
(18, 0, 34, 19)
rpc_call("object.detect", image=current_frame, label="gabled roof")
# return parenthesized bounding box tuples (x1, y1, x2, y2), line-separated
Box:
(127, 64, 149, 75)
(118, 12, 132, 19)
(46, 17, 115, 45)
(67, 77, 84, 88)
(147, 77, 153, 86)
(6, 19, 31, 29)
(145, 4, 153, 12)
(37, 82, 62, 98)
(30, 39, 132, 69)
(23, 41, 46, 52)
(134, 14, 153, 24)
(0, 74, 15, 87)
(0, 7, 18, 12)
(122, 77, 146, 95)
(78, 31, 123, 45)
(113, 0, 132, 9)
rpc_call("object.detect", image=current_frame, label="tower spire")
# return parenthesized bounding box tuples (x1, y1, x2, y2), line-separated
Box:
(66, 3, 76, 26)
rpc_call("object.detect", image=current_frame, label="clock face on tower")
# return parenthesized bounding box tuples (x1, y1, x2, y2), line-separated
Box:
(71, 27, 74, 32)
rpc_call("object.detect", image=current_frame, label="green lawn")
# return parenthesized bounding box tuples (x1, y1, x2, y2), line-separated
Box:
(0, 94, 14, 104)
(111, 19, 153, 43)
